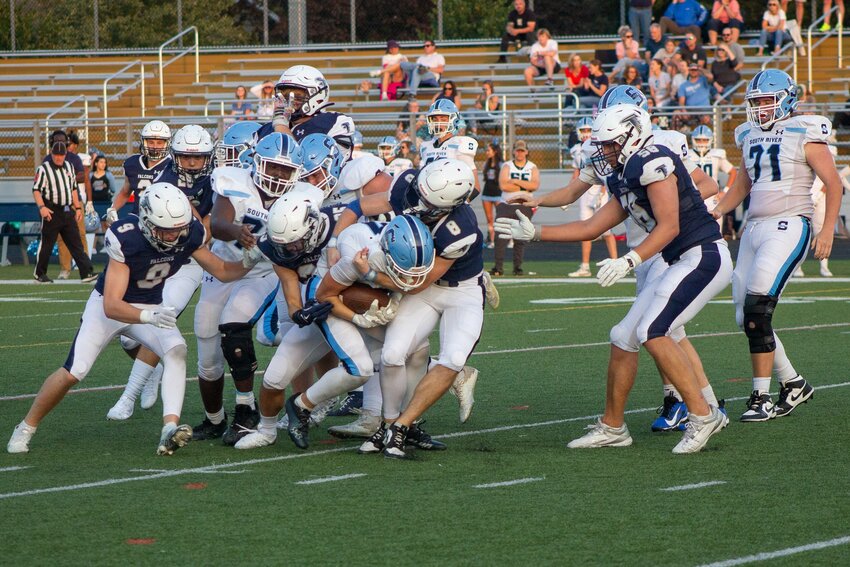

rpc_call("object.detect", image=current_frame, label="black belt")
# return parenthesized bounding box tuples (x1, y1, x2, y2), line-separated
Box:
(435, 274, 485, 288)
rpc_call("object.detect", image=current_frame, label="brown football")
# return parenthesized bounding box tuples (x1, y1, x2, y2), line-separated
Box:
(340, 283, 391, 314)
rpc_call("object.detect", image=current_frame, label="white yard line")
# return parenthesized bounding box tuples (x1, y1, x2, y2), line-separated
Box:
(494, 277, 850, 285)
(0, 466, 31, 473)
(295, 473, 367, 485)
(526, 328, 565, 333)
(473, 477, 544, 489)
(696, 535, 850, 567)
(659, 480, 727, 492)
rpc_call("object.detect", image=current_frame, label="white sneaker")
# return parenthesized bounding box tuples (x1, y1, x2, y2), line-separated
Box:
(568, 265, 592, 278)
(328, 413, 382, 439)
(820, 266, 833, 277)
(450, 366, 479, 423)
(276, 414, 289, 429)
(7, 422, 36, 454)
(792, 266, 805, 277)
(671, 406, 727, 454)
(57, 270, 70, 280)
(140, 364, 163, 410)
(107, 396, 135, 421)
(234, 430, 277, 449)
(482, 271, 500, 309)
(156, 424, 193, 456)
(369, 69, 382, 78)
(507, 239, 514, 249)
(309, 396, 338, 428)
(567, 419, 632, 448)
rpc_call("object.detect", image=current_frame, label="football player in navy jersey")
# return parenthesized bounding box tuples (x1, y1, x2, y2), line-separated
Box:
(7, 184, 253, 456)
(107, 120, 173, 223)
(497, 106, 731, 454)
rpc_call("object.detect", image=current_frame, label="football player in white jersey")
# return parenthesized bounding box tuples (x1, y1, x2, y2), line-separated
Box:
(351, 130, 368, 160)
(567, 117, 619, 278)
(710, 70, 843, 422)
(691, 125, 737, 231)
(419, 99, 481, 196)
(378, 136, 415, 178)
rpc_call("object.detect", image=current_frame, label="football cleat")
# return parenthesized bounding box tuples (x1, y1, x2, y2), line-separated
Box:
(567, 419, 633, 448)
(234, 430, 277, 449)
(568, 265, 592, 278)
(792, 266, 805, 278)
(358, 421, 388, 454)
(774, 376, 814, 418)
(382, 423, 409, 459)
(192, 415, 228, 441)
(156, 424, 193, 456)
(7, 422, 36, 454)
(651, 394, 688, 432)
(405, 421, 447, 450)
(482, 271, 500, 309)
(308, 396, 338, 428)
(672, 406, 727, 454)
(327, 390, 363, 417)
(450, 366, 478, 423)
(222, 404, 260, 446)
(106, 396, 135, 421)
(740, 391, 776, 422)
(140, 364, 163, 410)
(328, 413, 381, 439)
(276, 414, 289, 430)
(285, 394, 311, 450)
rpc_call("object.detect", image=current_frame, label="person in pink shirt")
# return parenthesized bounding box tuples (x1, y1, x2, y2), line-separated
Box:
(610, 25, 646, 82)
(707, 0, 744, 44)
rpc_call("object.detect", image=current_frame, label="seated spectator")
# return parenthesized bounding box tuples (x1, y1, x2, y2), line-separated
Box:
(610, 26, 646, 82)
(720, 28, 746, 68)
(708, 0, 744, 44)
(654, 37, 680, 68)
(524, 28, 562, 87)
(372, 40, 408, 101)
(648, 58, 673, 106)
(498, 0, 537, 63)
(644, 24, 669, 65)
(230, 86, 253, 120)
(397, 99, 421, 134)
(564, 54, 590, 91)
(250, 80, 275, 120)
(471, 80, 502, 134)
(679, 33, 708, 68)
(432, 80, 462, 110)
(671, 59, 690, 94)
(759, 1, 792, 56)
(708, 43, 741, 100)
(674, 64, 713, 130)
(660, 0, 708, 41)
(621, 65, 643, 88)
(576, 59, 609, 108)
(399, 40, 445, 97)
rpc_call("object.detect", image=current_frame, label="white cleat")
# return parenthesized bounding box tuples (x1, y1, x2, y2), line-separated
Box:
(156, 424, 193, 456)
(568, 265, 592, 278)
(7, 422, 36, 454)
(567, 419, 633, 448)
(820, 267, 833, 277)
(309, 396, 338, 428)
(276, 414, 289, 430)
(792, 266, 805, 278)
(450, 366, 479, 423)
(482, 271, 500, 309)
(328, 413, 382, 439)
(672, 406, 727, 454)
(234, 430, 277, 449)
(140, 364, 163, 410)
(107, 396, 135, 421)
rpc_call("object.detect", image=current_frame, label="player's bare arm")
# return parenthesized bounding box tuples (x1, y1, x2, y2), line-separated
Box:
(806, 141, 843, 259)
(191, 247, 252, 283)
(210, 195, 255, 248)
(632, 176, 682, 261)
(712, 156, 752, 218)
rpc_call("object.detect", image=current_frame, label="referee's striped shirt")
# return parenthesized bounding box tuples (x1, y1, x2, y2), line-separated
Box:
(33, 160, 77, 207)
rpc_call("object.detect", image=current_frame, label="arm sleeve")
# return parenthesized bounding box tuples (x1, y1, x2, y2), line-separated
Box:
(329, 257, 360, 287)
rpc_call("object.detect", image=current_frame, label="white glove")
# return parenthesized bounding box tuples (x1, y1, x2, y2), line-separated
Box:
(85, 201, 95, 215)
(494, 211, 541, 242)
(381, 293, 402, 322)
(596, 251, 642, 288)
(273, 92, 294, 129)
(351, 300, 386, 329)
(105, 207, 118, 224)
(242, 245, 265, 269)
(140, 306, 178, 329)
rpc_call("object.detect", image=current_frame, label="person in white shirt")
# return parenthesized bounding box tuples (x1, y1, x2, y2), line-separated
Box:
(524, 28, 561, 87)
(395, 40, 446, 97)
(758, 1, 791, 56)
(648, 58, 673, 107)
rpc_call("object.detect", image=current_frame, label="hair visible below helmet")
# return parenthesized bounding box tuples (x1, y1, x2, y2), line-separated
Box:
(415, 158, 475, 221)
(137, 182, 193, 252)
(745, 69, 798, 130)
(140, 120, 172, 161)
(265, 191, 325, 260)
(427, 99, 460, 137)
(598, 85, 649, 112)
(589, 106, 653, 177)
(170, 125, 214, 186)
(576, 117, 594, 142)
(380, 214, 436, 291)
(215, 122, 262, 168)
(377, 136, 398, 160)
(299, 133, 345, 198)
(274, 65, 330, 120)
(252, 133, 303, 197)
(691, 125, 714, 156)
(352, 130, 364, 148)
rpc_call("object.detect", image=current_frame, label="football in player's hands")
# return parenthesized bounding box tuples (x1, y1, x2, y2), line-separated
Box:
(340, 283, 391, 314)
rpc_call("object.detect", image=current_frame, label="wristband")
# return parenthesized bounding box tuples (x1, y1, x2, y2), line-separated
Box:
(533, 224, 543, 242)
(327, 236, 338, 248)
(139, 310, 152, 324)
(363, 269, 377, 283)
(624, 250, 642, 269)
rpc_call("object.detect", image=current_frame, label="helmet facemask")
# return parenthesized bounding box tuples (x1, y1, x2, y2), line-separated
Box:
(215, 142, 245, 168)
(173, 152, 212, 186)
(427, 113, 455, 137)
(692, 136, 712, 156)
(301, 162, 338, 198)
(590, 140, 625, 178)
(746, 92, 787, 130)
(578, 127, 593, 143)
(254, 156, 300, 197)
(270, 211, 323, 260)
(141, 137, 171, 161)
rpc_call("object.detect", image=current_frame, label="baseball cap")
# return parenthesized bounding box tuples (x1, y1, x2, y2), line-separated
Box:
(387, 40, 400, 49)
(688, 63, 700, 70)
(51, 142, 67, 155)
(513, 140, 528, 151)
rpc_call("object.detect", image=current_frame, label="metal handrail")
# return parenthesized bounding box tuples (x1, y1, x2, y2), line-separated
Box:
(158, 26, 200, 106)
(102, 60, 146, 142)
(759, 39, 798, 82)
(807, 6, 842, 93)
(711, 79, 747, 139)
(44, 94, 89, 154)
(203, 98, 260, 117)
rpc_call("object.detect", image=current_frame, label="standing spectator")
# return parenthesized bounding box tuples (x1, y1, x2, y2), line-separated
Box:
(480, 142, 503, 248)
(674, 64, 713, 129)
(497, 0, 537, 63)
(371, 40, 408, 101)
(230, 86, 253, 120)
(629, 0, 655, 45)
(564, 54, 590, 91)
(471, 80, 501, 135)
(708, 0, 744, 44)
(781, 0, 804, 26)
(89, 154, 116, 253)
(32, 143, 96, 283)
(576, 59, 609, 108)
(432, 80, 462, 110)
(524, 29, 562, 87)
(759, 1, 792, 56)
(721, 28, 746, 67)
(610, 26, 645, 82)
(250, 80, 275, 120)
(400, 40, 445, 97)
(820, 0, 844, 31)
(708, 43, 741, 99)
(654, 37, 680, 67)
(644, 24, 668, 65)
(660, 0, 708, 40)
(490, 140, 539, 276)
(679, 33, 708, 68)
(648, 58, 673, 106)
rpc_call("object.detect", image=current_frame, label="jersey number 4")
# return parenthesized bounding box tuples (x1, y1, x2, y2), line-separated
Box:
(749, 143, 781, 182)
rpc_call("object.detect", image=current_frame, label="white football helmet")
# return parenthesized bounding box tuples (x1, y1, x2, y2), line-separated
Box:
(137, 182, 193, 252)
(415, 159, 475, 221)
(170, 125, 214, 186)
(265, 191, 326, 260)
(275, 65, 330, 120)
(589, 106, 653, 177)
(140, 120, 172, 161)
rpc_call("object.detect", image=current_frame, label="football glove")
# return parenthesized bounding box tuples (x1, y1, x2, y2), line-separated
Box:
(242, 245, 265, 269)
(596, 251, 642, 287)
(105, 207, 118, 224)
(273, 92, 295, 129)
(292, 299, 333, 328)
(140, 306, 178, 329)
(352, 299, 391, 329)
(494, 211, 541, 242)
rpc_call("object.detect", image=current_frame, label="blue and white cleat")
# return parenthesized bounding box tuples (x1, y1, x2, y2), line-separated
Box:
(651, 394, 689, 432)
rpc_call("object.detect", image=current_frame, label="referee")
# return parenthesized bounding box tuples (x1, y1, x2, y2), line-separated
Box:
(32, 142, 96, 283)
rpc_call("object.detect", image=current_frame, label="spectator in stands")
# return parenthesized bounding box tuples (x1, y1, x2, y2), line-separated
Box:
(397, 99, 421, 134)
(660, 0, 708, 41)
(564, 54, 590, 91)
(480, 141, 503, 248)
(629, 0, 654, 45)
(471, 80, 501, 135)
(400, 40, 445, 97)
(679, 33, 708, 68)
(820, 0, 844, 31)
(432, 80, 462, 109)
(576, 59, 609, 108)
(781, 0, 804, 26)
(708, 43, 741, 100)
(397, 139, 419, 168)
(497, 0, 537, 63)
(372, 40, 408, 101)
(621, 65, 643, 88)
(674, 64, 713, 129)
(230, 86, 253, 120)
(671, 59, 690, 94)
(644, 24, 668, 65)
(89, 154, 115, 252)
(610, 25, 645, 82)
(491, 140, 539, 276)
(655, 37, 680, 68)
(759, 1, 792, 56)
(721, 28, 746, 68)
(524, 28, 562, 87)
(250, 80, 275, 120)
(648, 58, 673, 106)
(708, 0, 744, 44)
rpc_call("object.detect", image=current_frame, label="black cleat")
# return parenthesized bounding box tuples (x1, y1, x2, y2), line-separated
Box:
(285, 393, 311, 450)
(222, 404, 259, 446)
(358, 421, 388, 454)
(774, 376, 814, 418)
(328, 390, 363, 417)
(192, 414, 228, 440)
(382, 423, 408, 459)
(405, 421, 447, 451)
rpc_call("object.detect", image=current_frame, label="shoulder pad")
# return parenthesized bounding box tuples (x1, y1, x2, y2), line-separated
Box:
(338, 154, 385, 193)
(290, 182, 325, 207)
(788, 114, 832, 144)
(453, 136, 478, 156)
(711, 148, 728, 160)
(103, 227, 126, 262)
(734, 123, 752, 149)
(211, 166, 254, 199)
(625, 145, 675, 187)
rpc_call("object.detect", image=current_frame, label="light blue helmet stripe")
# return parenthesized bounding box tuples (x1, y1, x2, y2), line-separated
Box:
(402, 214, 424, 267)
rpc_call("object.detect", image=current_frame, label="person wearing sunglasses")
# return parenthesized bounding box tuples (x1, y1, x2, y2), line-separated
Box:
(707, 0, 744, 45)
(759, 0, 792, 56)
(610, 25, 646, 82)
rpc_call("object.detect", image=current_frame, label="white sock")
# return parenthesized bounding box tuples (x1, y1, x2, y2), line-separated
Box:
(820, 258, 829, 270)
(362, 373, 382, 417)
(160, 348, 187, 418)
(295, 394, 309, 411)
(18, 420, 36, 433)
(235, 391, 255, 409)
(123, 359, 156, 402)
(701, 385, 719, 407)
(380, 364, 407, 420)
(773, 335, 799, 384)
(206, 408, 225, 424)
(259, 415, 278, 435)
(753, 377, 772, 395)
(306, 367, 368, 406)
(580, 262, 590, 269)
(663, 384, 682, 401)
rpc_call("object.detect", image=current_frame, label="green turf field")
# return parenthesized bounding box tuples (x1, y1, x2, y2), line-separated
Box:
(1, 259, 849, 565)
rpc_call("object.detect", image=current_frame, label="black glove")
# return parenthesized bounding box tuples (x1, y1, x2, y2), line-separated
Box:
(292, 299, 333, 328)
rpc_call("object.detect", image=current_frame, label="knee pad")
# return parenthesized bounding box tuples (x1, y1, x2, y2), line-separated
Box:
(610, 322, 640, 353)
(670, 326, 687, 343)
(381, 346, 407, 369)
(743, 294, 777, 353)
(120, 335, 141, 352)
(218, 322, 258, 382)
